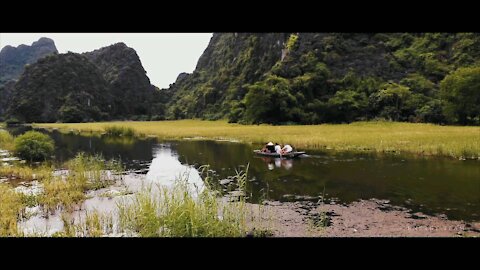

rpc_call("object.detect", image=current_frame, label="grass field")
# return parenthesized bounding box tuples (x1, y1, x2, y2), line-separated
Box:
(34, 120, 480, 159)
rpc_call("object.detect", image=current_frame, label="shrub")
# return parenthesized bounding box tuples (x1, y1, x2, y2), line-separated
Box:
(14, 131, 55, 161)
(103, 126, 136, 137)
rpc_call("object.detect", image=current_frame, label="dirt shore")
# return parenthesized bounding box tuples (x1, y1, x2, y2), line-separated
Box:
(247, 199, 480, 237)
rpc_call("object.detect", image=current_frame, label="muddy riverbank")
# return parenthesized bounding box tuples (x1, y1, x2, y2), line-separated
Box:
(12, 173, 480, 237)
(248, 199, 480, 237)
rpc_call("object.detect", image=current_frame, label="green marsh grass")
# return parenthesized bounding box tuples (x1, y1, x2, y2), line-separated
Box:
(0, 164, 52, 182)
(116, 168, 249, 237)
(0, 153, 122, 214)
(19, 193, 40, 208)
(64, 153, 123, 190)
(52, 167, 254, 237)
(0, 184, 25, 236)
(0, 151, 124, 236)
(39, 177, 87, 213)
(0, 130, 14, 151)
(58, 211, 114, 237)
(39, 153, 123, 212)
(7, 161, 271, 237)
(117, 164, 273, 237)
(103, 126, 136, 137)
(35, 120, 480, 159)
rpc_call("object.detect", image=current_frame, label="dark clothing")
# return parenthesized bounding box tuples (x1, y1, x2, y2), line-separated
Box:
(266, 145, 275, 153)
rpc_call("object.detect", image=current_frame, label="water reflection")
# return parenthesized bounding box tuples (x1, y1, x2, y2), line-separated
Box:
(260, 157, 293, 170)
(146, 145, 204, 193)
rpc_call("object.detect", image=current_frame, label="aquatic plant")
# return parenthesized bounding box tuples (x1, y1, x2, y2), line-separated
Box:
(103, 126, 136, 137)
(39, 153, 123, 212)
(49, 166, 256, 237)
(64, 152, 123, 190)
(116, 168, 249, 237)
(0, 164, 52, 182)
(58, 211, 114, 237)
(0, 184, 25, 236)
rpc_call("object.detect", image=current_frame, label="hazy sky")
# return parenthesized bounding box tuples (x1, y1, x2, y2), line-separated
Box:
(0, 33, 213, 88)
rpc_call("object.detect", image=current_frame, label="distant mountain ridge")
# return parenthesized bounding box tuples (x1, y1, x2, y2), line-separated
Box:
(0, 37, 58, 118)
(3, 41, 162, 123)
(0, 37, 58, 86)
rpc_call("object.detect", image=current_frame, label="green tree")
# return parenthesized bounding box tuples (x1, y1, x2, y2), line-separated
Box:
(371, 83, 412, 121)
(440, 66, 480, 124)
(400, 73, 435, 96)
(415, 99, 445, 123)
(243, 75, 297, 124)
(327, 90, 368, 123)
(58, 105, 87, 123)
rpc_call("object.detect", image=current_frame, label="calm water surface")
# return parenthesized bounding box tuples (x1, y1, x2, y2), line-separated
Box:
(8, 127, 480, 222)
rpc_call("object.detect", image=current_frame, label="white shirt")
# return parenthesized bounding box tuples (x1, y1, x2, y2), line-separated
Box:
(282, 145, 293, 153)
(275, 145, 282, 153)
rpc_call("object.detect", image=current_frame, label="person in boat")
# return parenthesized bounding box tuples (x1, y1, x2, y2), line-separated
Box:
(281, 144, 293, 155)
(274, 143, 282, 154)
(262, 142, 276, 153)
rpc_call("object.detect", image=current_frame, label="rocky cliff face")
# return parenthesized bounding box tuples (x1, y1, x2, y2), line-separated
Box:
(166, 33, 480, 124)
(0, 37, 58, 86)
(84, 43, 157, 117)
(167, 33, 289, 119)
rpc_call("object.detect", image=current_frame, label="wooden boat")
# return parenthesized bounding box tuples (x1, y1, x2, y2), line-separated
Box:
(253, 150, 306, 158)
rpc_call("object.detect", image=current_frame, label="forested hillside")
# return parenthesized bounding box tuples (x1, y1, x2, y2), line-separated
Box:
(166, 33, 480, 125)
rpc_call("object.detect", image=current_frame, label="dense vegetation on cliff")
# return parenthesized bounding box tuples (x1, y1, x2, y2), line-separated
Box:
(7, 53, 112, 123)
(83, 43, 159, 118)
(166, 33, 480, 125)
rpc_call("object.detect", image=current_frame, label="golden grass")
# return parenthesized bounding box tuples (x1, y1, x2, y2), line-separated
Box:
(0, 184, 25, 236)
(0, 130, 14, 151)
(35, 120, 480, 159)
(0, 165, 52, 182)
(58, 211, 113, 237)
(39, 177, 87, 213)
(39, 153, 123, 212)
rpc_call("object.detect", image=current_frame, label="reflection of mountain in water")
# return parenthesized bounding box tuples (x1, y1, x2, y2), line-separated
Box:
(146, 146, 204, 193)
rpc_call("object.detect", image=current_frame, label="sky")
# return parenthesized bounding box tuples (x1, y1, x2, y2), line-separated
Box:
(0, 33, 213, 88)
